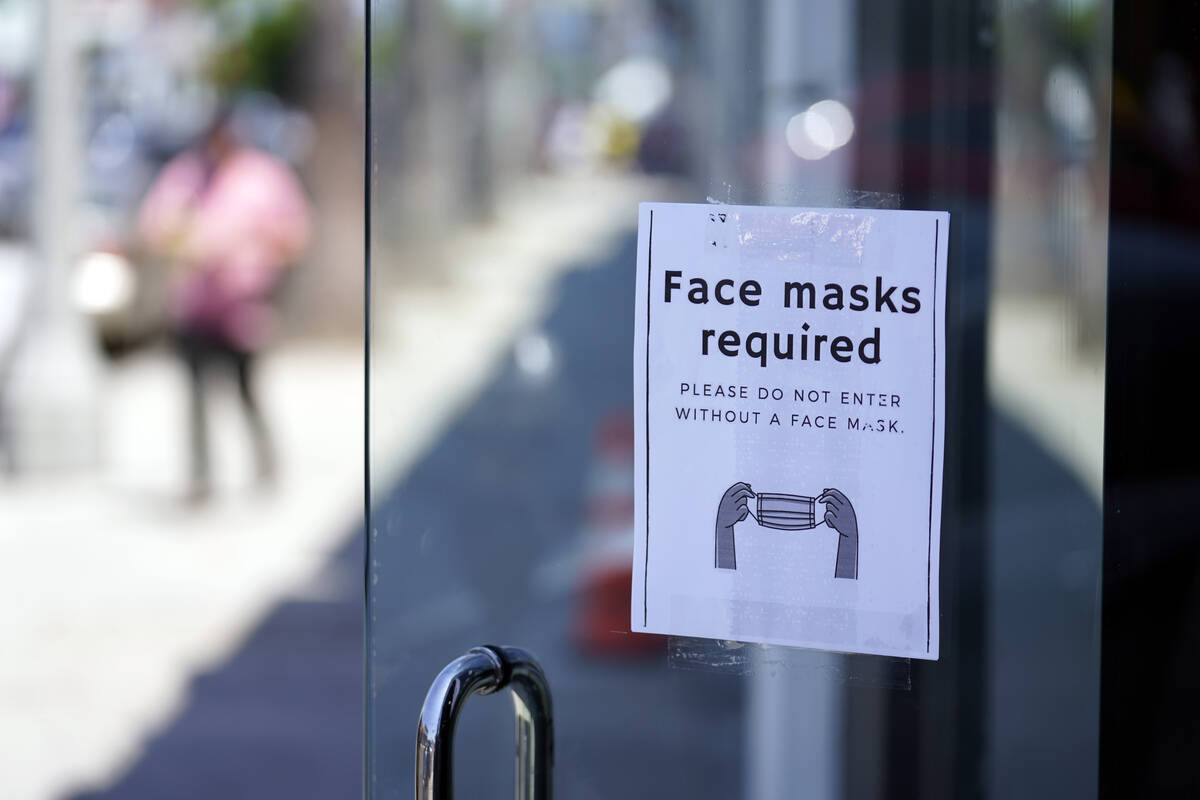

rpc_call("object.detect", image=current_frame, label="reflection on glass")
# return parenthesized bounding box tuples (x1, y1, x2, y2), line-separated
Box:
(368, 1, 1111, 798)
(986, 2, 1109, 794)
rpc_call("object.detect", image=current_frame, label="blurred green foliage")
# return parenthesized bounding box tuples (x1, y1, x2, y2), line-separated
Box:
(195, 0, 312, 101)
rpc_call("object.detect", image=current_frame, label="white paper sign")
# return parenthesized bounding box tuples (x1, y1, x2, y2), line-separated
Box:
(632, 202, 947, 660)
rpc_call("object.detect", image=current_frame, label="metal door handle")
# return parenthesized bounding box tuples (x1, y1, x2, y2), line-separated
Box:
(415, 645, 553, 800)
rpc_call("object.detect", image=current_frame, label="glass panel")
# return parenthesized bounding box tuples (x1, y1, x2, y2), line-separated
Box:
(986, 2, 1109, 793)
(367, 1, 1109, 797)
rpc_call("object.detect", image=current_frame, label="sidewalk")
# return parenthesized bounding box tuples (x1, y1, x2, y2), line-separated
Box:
(1, 344, 364, 800)
(0, 171, 675, 800)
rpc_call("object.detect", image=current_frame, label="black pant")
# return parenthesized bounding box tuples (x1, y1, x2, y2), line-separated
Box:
(175, 330, 274, 494)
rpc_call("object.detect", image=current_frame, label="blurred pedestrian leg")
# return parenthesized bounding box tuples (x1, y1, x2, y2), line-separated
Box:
(178, 329, 277, 501)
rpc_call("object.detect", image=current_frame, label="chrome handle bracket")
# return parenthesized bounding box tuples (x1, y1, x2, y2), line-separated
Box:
(415, 645, 553, 800)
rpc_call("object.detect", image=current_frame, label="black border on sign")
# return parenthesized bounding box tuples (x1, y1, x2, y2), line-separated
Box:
(643, 209, 653, 627)
(927, 217, 938, 653)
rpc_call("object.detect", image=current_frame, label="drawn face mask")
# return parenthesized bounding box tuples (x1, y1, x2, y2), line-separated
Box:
(753, 492, 821, 530)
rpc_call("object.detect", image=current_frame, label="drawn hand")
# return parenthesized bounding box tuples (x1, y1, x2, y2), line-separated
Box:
(717, 482, 753, 529)
(714, 482, 752, 570)
(818, 488, 859, 579)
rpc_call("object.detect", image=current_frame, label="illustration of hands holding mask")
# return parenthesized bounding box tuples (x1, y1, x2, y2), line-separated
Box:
(714, 482, 859, 579)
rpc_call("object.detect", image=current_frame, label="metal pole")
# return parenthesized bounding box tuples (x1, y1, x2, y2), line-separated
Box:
(7, 0, 100, 472)
(748, 2, 854, 798)
(35, 0, 79, 306)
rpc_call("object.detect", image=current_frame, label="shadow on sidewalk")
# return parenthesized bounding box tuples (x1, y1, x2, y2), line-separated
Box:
(71, 532, 363, 800)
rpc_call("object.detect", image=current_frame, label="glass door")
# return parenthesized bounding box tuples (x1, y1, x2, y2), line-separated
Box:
(364, 0, 1135, 796)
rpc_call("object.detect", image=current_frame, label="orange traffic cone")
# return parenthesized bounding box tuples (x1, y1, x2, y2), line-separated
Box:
(572, 412, 661, 655)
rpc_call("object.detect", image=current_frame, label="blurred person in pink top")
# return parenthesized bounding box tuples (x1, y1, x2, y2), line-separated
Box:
(138, 112, 312, 501)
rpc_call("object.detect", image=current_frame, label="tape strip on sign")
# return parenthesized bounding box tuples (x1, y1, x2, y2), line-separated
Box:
(631, 202, 948, 660)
